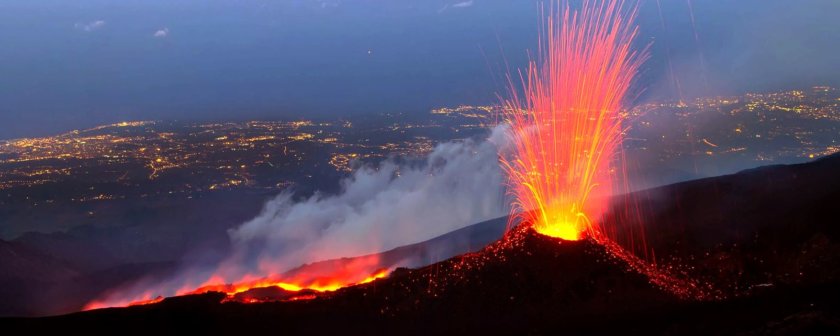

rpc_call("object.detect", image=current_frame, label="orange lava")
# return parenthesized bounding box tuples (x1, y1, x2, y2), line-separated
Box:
(500, 0, 646, 241)
(127, 296, 164, 307)
(83, 259, 391, 310)
(186, 268, 390, 298)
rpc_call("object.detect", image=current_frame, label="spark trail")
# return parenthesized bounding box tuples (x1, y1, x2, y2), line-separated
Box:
(500, 0, 647, 241)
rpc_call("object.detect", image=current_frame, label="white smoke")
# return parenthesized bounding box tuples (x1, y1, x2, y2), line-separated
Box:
(220, 125, 510, 278)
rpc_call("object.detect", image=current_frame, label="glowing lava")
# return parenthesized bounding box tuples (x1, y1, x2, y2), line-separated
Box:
(187, 268, 390, 298)
(84, 256, 391, 310)
(500, 0, 646, 241)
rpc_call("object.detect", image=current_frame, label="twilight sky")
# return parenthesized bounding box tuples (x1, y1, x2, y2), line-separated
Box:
(0, 0, 838, 139)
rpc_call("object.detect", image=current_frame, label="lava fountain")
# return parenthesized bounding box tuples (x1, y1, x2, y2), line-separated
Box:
(500, 0, 647, 241)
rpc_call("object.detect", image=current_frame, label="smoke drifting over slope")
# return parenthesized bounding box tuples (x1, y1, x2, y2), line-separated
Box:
(221, 125, 509, 278)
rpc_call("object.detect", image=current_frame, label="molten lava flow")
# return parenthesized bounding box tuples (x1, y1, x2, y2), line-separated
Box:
(84, 254, 392, 310)
(127, 296, 164, 307)
(184, 267, 391, 301)
(500, 0, 646, 241)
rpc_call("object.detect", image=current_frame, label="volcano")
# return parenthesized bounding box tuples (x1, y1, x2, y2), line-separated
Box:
(5, 154, 840, 334)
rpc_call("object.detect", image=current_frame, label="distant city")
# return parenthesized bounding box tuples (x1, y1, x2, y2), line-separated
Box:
(1, 87, 838, 237)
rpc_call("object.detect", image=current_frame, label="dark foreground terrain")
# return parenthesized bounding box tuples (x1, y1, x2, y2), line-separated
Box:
(4, 154, 840, 335)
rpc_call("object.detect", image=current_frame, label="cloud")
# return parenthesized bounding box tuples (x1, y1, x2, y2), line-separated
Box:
(74, 20, 106, 32)
(452, 0, 474, 8)
(439, 0, 474, 13)
(317, 0, 340, 9)
(153, 28, 169, 38)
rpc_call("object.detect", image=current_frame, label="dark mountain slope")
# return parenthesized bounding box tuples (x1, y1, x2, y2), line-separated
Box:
(5, 154, 840, 334)
(604, 153, 840, 295)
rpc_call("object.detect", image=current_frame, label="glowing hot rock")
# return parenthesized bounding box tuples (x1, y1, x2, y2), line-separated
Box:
(500, 0, 646, 241)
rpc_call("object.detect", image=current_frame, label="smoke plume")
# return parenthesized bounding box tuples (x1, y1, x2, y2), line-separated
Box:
(218, 125, 509, 279)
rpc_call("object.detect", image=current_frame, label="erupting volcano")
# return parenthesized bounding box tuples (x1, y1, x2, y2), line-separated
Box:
(54, 1, 834, 332)
(4, 0, 840, 334)
(85, 0, 662, 310)
(500, 0, 646, 241)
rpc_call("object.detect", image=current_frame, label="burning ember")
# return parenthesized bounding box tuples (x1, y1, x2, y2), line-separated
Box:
(497, 0, 719, 301)
(500, 0, 646, 241)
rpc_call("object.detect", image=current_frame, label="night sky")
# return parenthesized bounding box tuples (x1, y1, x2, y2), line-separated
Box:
(1, 0, 838, 139)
